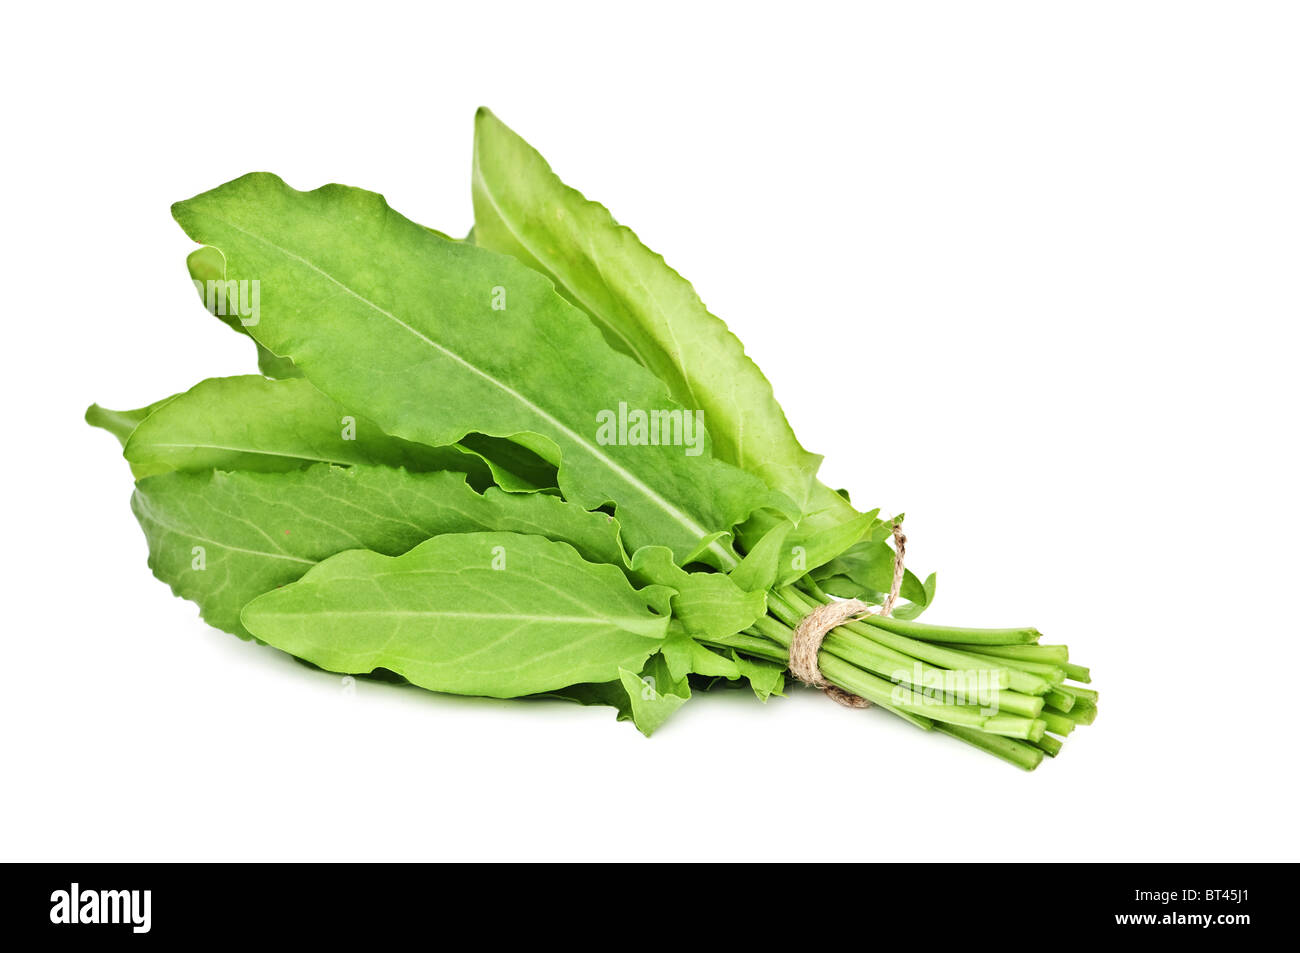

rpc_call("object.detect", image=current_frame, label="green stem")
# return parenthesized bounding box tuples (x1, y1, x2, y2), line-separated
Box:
(762, 595, 1017, 701)
(817, 656, 1041, 735)
(860, 614, 1041, 645)
(1061, 662, 1092, 684)
(1054, 699, 1098, 726)
(715, 579, 1093, 769)
(1043, 688, 1074, 712)
(942, 643, 1068, 665)
(778, 587, 1050, 696)
(938, 647, 1066, 684)
(753, 610, 1039, 735)
(1033, 734, 1064, 758)
(1062, 685, 1099, 704)
(934, 723, 1045, 771)
(1039, 711, 1075, 736)
(703, 629, 789, 665)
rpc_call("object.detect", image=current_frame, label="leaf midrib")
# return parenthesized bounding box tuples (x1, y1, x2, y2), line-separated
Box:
(249, 609, 650, 625)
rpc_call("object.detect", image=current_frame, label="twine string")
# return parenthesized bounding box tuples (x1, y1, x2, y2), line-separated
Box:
(787, 523, 907, 709)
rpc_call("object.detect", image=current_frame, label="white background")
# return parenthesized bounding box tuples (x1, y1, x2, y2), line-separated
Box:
(3, 2, 1297, 861)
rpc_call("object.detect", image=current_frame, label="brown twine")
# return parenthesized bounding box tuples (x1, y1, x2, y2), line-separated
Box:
(788, 523, 907, 709)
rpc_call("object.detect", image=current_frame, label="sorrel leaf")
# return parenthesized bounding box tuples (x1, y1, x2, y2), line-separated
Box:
(133, 466, 630, 638)
(172, 173, 769, 566)
(241, 532, 671, 697)
(628, 545, 765, 639)
(472, 108, 830, 516)
(123, 375, 490, 481)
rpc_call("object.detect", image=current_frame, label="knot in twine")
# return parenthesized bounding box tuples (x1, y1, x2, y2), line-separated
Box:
(787, 523, 906, 709)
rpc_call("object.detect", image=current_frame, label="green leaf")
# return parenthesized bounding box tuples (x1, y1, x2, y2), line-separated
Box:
(241, 532, 671, 698)
(551, 637, 782, 733)
(540, 622, 794, 729)
(810, 534, 896, 593)
(133, 465, 632, 638)
(95, 376, 553, 492)
(617, 655, 690, 736)
(730, 652, 786, 701)
(730, 519, 794, 592)
(813, 534, 937, 618)
(473, 113, 872, 541)
(546, 651, 693, 737)
(457, 432, 558, 494)
(775, 510, 883, 587)
(891, 572, 938, 620)
(173, 173, 769, 567)
(187, 245, 301, 378)
(123, 375, 491, 482)
(628, 545, 765, 640)
(472, 108, 827, 515)
(660, 629, 741, 682)
(183, 249, 553, 491)
(85, 394, 179, 448)
(538, 680, 635, 720)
